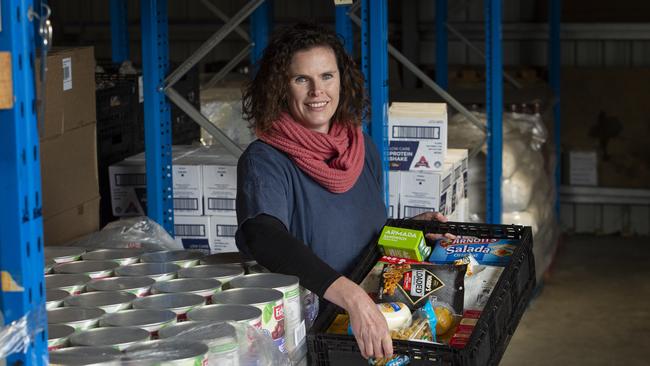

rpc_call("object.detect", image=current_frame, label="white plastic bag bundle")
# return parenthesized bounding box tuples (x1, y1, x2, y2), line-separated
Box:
(502, 210, 538, 235)
(70, 217, 182, 251)
(502, 168, 535, 212)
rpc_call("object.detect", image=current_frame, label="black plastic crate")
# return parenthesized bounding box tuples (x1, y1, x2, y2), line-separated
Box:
(307, 220, 535, 366)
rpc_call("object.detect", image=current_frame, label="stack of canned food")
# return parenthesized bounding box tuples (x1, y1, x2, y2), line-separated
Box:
(45, 247, 308, 365)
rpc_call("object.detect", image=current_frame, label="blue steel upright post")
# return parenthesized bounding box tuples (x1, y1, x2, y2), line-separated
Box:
(141, 0, 174, 234)
(335, 4, 354, 56)
(435, 0, 448, 90)
(549, 0, 561, 215)
(0, 0, 48, 364)
(250, 0, 271, 73)
(110, 0, 130, 64)
(366, 0, 390, 208)
(485, 0, 503, 224)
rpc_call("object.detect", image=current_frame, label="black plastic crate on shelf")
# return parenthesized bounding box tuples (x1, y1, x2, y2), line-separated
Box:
(307, 220, 536, 366)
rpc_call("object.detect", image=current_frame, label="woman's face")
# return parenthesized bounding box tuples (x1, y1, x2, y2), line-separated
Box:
(286, 46, 340, 133)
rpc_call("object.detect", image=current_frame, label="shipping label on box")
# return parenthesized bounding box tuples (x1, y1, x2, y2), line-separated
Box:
(108, 161, 147, 216)
(210, 215, 239, 253)
(174, 215, 211, 254)
(388, 171, 400, 219)
(173, 162, 203, 216)
(388, 103, 447, 171)
(202, 164, 237, 216)
(399, 163, 453, 219)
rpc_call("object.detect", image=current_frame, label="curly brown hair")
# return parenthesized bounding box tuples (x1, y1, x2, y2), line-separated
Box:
(242, 22, 368, 134)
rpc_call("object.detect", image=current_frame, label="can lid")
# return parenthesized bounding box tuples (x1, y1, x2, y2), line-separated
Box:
(152, 278, 221, 294)
(87, 276, 155, 292)
(178, 264, 244, 279)
(48, 307, 105, 324)
(132, 293, 205, 310)
(140, 250, 204, 263)
(82, 249, 144, 261)
(187, 304, 261, 323)
(158, 321, 236, 341)
(200, 252, 255, 266)
(123, 340, 209, 362)
(70, 327, 150, 347)
(229, 273, 299, 289)
(53, 260, 119, 275)
(45, 246, 86, 261)
(49, 346, 122, 365)
(48, 324, 75, 340)
(212, 288, 283, 306)
(45, 274, 91, 290)
(102, 309, 177, 327)
(115, 262, 180, 277)
(64, 291, 136, 308)
(46, 289, 70, 302)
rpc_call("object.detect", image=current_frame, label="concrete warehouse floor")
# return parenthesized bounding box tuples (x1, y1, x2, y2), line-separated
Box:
(500, 234, 650, 366)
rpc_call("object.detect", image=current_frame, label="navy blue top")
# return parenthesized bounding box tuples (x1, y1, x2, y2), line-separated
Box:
(236, 135, 387, 275)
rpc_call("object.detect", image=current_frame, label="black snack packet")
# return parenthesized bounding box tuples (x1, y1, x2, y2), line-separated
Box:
(378, 256, 466, 314)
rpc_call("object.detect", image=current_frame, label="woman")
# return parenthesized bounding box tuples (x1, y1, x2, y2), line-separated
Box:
(236, 23, 448, 360)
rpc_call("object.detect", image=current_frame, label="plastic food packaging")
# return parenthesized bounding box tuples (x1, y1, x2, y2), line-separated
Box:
(377, 302, 412, 331)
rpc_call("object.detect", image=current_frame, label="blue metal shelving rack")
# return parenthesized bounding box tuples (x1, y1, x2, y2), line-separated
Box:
(0, 0, 48, 364)
(110, 0, 129, 64)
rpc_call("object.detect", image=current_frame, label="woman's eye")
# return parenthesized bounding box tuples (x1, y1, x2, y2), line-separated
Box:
(322, 73, 333, 80)
(295, 76, 307, 83)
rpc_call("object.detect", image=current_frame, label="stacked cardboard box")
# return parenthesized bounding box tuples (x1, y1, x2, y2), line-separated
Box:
(108, 145, 238, 254)
(387, 102, 468, 222)
(37, 47, 100, 245)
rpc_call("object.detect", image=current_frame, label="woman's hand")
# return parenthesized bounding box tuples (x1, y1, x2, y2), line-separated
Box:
(324, 276, 393, 359)
(411, 211, 456, 241)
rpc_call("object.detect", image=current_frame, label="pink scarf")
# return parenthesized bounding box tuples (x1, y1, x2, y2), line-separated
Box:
(258, 113, 365, 193)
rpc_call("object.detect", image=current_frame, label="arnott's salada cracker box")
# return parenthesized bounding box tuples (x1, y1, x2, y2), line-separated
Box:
(429, 236, 519, 266)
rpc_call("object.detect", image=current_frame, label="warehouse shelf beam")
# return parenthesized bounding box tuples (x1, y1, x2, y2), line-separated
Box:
(205, 43, 252, 88)
(199, 0, 251, 42)
(485, 0, 503, 224)
(141, 0, 174, 234)
(249, 0, 271, 73)
(0, 0, 48, 363)
(549, 0, 562, 215)
(110, 0, 129, 63)
(435, 0, 448, 90)
(335, 3, 354, 56)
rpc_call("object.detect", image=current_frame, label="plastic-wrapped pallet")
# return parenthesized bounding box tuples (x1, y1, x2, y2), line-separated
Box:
(200, 87, 255, 147)
(452, 107, 558, 284)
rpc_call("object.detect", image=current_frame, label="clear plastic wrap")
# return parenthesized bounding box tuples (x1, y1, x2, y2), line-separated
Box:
(0, 307, 47, 363)
(200, 87, 255, 147)
(69, 217, 182, 251)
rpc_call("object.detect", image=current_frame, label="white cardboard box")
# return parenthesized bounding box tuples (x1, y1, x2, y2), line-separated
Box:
(446, 149, 469, 221)
(388, 171, 400, 219)
(388, 103, 447, 171)
(172, 158, 204, 216)
(174, 215, 211, 254)
(209, 215, 239, 253)
(200, 155, 238, 216)
(399, 163, 454, 219)
(568, 151, 598, 186)
(108, 161, 147, 216)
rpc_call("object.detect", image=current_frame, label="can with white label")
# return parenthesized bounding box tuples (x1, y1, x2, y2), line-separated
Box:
(46, 274, 91, 295)
(140, 250, 204, 268)
(212, 288, 286, 354)
(152, 278, 221, 303)
(177, 264, 244, 286)
(82, 249, 144, 266)
(53, 261, 119, 279)
(63, 291, 135, 313)
(46, 289, 70, 310)
(229, 273, 305, 359)
(86, 276, 155, 297)
(45, 246, 86, 264)
(48, 324, 75, 351)
(187, 304, 262, 329)
(159, 321, 239, 366)
(132, 293, 205, 321)
(123, 340, 209, 365)
(115, 262, 180, 282)
(70, 327, 150, 350)
(49, 346, 122, 366)
(47, 307, 106, 331)
(101, 309, 177, 339)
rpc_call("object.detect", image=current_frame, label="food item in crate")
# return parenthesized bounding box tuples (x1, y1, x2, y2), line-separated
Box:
(390, 316, 432, 342)
(377, 226, 432, 261)
(458, 255, 504, 311)
(369, 354, 411, 366)
(377, 257, 466, 314)
(376, 302, 412, 331)
(326, 313, 350, 335)
(429, 236, 520, 266)
(432, 302, 454, 335)
(450, 310, 482, 349)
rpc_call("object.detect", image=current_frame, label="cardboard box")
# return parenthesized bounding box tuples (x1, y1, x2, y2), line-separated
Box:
(36, 47, 96, 141)
(202, 163, 237, 216)
(388, 171, 400, 219)
(567, 151, 598, 186)
(174, 215, 211, 254)
(210, 215, 238, 253)
(446, 149, 468, 221)
(108, 160, 147, 216)
(388, 103, 447, 171)
(172, 157, 203, 216)
(377, 226, 431, 261)
(399, 163, 454, 219)
(41, 123, 99, 218)
(43, 197, 100, 245)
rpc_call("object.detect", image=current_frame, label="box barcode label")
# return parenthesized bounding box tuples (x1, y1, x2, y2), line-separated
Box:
(115, 173, 146, 186)
(175, 224, 206, 237)
(392, 125, 440, 140)
(174, 198, 199, 211)
(294, 320, 306, 346)
(62, 57, 72, 90)
(216, 224, 237, 237)
(404, 206, 432, 218)
(208, 198, 236, 211)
